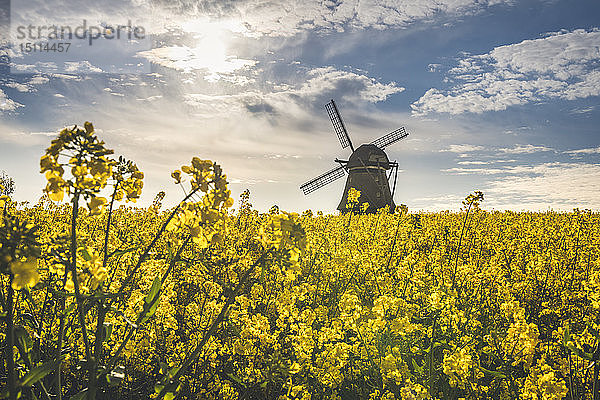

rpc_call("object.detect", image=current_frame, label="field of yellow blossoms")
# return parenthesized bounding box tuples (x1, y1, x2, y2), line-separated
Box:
(1, 123, 600, 400)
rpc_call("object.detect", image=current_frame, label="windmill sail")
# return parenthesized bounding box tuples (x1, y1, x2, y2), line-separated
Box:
(370, 127, 408, 149)
(325, 100, 354, 151)
(300, 165, 345, 195)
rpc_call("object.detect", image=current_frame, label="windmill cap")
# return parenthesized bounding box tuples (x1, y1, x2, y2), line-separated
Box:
(347, 144, 391, 169)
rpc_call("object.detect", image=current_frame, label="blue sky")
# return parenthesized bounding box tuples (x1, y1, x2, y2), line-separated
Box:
(1, 0, 599, 212)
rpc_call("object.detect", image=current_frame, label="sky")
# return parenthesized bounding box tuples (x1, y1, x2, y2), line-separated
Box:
(0, 0, 599, 213)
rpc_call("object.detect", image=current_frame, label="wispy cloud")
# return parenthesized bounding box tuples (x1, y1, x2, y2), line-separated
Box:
(441, 165, 540, 175)
(5, 82, 32, 92)
(412, 29, 600, 115)
(457, 160, 488, 165)
(437, 162, 600, 210)
(485, 162, 600, 209)
(569, 106, 596, 114)
(499, 144, 555, 154)
(439, 144, 484, 153)
(565, 147, 600, 155)
(0, 90, 23, 112)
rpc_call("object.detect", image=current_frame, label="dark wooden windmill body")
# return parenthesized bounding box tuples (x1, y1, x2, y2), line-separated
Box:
(300, 100, 408, 213)
(337, 144, 395, 212)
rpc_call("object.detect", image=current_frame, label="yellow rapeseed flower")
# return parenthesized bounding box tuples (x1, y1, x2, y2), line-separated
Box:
(10, 257, 40, 290)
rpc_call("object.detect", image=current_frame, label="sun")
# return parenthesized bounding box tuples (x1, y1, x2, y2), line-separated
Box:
(178, 18, 255, 77)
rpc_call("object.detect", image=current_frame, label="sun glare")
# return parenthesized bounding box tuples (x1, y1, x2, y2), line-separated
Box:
(174, 18, 255, 77)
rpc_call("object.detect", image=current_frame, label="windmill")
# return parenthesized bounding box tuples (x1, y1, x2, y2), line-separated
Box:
(300, 99, 408, 213)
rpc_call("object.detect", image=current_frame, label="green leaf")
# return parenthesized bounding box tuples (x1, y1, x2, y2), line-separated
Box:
(566, 341, 594, 361)
(479, 366, 507, 379)
(14, 326, 32, 364)
(103, 323, 113, 343)
(563, 325, 594, 360)
(154, 384, 177, 400)
(168, 366, 180, 379)
(562, 325, 571, 347)
(146, 276, 161, 304)
(80, 248, 92, 261)
(70, 389, 88, 400)
(20, 357, 64, 387)
(226, 373, 244, 385)
(411, 358, 424, 374)
(164, 392, 175, 400)
(138, 276, 162, 325)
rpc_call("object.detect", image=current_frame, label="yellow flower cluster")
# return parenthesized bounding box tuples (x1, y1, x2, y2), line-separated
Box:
(9, 257, 39, 290)
(522, 358, 569, 400)
(499, 300, 540, 368)
(40, 122, 114, 206)
(442, 347, 474, 389)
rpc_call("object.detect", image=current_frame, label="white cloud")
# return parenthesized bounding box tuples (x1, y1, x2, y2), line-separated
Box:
(441, 164, 555, 176)
(457, 160, 488, 165)
(299, 67, 405, 102)
(30, 131, 58, 136)
(411, 194, 465, 211)
(64, 61, 104, 74)
(442, 167, 509, 175)
(570, 106, 596, 114)
(412, 29, 600, 115)
(565, 146, 600, 155)
(0, 90, 23, 112)
(499, 144, 555, 154)
(439, 144, 484, 152)
(5, 82, 31, 92)
(0, 125, 59, 146)
(28, 75, 50, 85)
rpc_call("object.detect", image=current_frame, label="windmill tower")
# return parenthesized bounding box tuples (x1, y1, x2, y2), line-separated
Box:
(300, 99, 408, 213)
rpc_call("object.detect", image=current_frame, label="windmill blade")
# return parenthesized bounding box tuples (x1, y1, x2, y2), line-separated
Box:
(371, 127, 408, 149)
(325, 100, 354, 151)
(300, 165, 346, 195)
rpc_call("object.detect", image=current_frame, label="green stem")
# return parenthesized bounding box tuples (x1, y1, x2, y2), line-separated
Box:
(102, 185, 118, 267)
(56, 296, 65, 400)
(69, 193, 93, 385)
(5, 278, 17, 400)
(428, 315, 437, 390)
(593, 352, 600, 400)
(453, 203, 472, 289)
(385, 215, 403, 274)
(88, 304, 106, 400)
(88, 185, 118, 400)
